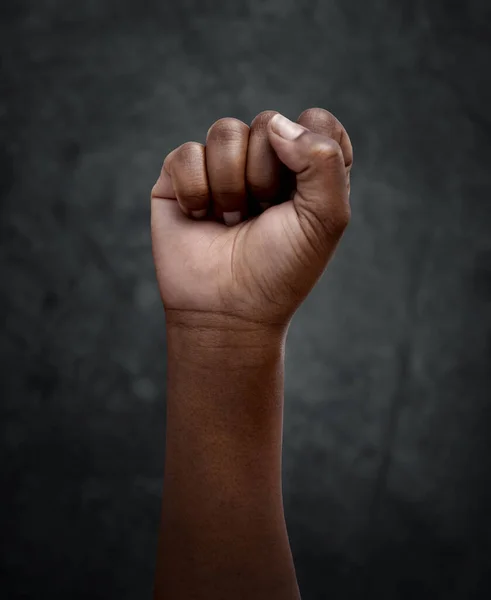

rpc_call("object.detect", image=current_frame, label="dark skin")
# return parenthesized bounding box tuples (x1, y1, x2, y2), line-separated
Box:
(151, 108, 353, 599)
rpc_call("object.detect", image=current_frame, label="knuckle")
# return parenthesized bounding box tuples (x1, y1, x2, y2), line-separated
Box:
(250, 110, 278, 131)
(298, 107, 338, 126)
(311, 138, 343, 163)
(168, 143, 209, 206)
(165, 142, 203, 174)
(298, 107, 342, 141)
(325, 203, 351, 237)
(298, 108, 353, 169)
(207, 117, 248, 141)
(163, 147, 177, 172)
(176, 141, 203, 163)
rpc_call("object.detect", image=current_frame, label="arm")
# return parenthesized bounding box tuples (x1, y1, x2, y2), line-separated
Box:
(151, 108, 352, 599)
(154, 312, 300, 599)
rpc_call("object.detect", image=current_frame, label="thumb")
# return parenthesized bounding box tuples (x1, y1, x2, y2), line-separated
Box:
(267, 113, 351, 249)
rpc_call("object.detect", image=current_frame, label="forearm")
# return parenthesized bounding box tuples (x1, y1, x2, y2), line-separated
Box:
(154, 311, 300, 600)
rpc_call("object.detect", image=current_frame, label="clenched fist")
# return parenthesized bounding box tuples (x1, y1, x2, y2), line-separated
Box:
(151, 108, 353, 328)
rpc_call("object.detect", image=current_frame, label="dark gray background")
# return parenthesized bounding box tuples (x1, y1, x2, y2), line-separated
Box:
(1, 1, 490, 598)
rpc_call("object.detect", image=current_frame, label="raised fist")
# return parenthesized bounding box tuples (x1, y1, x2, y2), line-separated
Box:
(151, 108, 353, 328)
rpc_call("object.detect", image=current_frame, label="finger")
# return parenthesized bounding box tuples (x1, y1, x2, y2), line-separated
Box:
(267, 112, 351, 252)
(206, 117, 250, 226)
(296, 107, 353, 177)
(163, 142, 211, 219)
(246, 110, 294, 214)
(152, 163, 177, 200)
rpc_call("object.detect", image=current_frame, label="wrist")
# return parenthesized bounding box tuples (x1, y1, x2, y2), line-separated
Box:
(164, 308, 288, 510)
(165, 309, 288, 369)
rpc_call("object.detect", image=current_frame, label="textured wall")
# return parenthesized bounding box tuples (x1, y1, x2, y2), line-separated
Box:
(1, 1, 490, 598)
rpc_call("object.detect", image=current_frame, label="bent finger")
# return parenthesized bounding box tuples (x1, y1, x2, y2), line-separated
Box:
(164, 142, 211, 219)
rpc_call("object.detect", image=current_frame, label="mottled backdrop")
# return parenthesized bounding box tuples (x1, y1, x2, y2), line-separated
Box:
(1, 1, 490, 598)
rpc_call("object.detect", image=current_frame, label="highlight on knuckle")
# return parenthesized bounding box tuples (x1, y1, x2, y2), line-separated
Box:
(208, 117, 248, 141)
(177, 141, 202, 161)
(299, 107, 338, 127)
(311, 138, 343, 165)
(250, 110, 278, 131)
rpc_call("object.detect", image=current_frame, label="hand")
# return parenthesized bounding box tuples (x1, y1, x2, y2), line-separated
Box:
(151, 108, 353, 328)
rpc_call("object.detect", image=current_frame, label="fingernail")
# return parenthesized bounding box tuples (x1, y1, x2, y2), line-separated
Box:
(223, 211, 241, 226)
(260, 202, 271, 211)
(191, 209, 207, 219)
(270, 114, 305, 141)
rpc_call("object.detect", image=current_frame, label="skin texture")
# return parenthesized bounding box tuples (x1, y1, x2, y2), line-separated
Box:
(151, 108, 353, 599)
